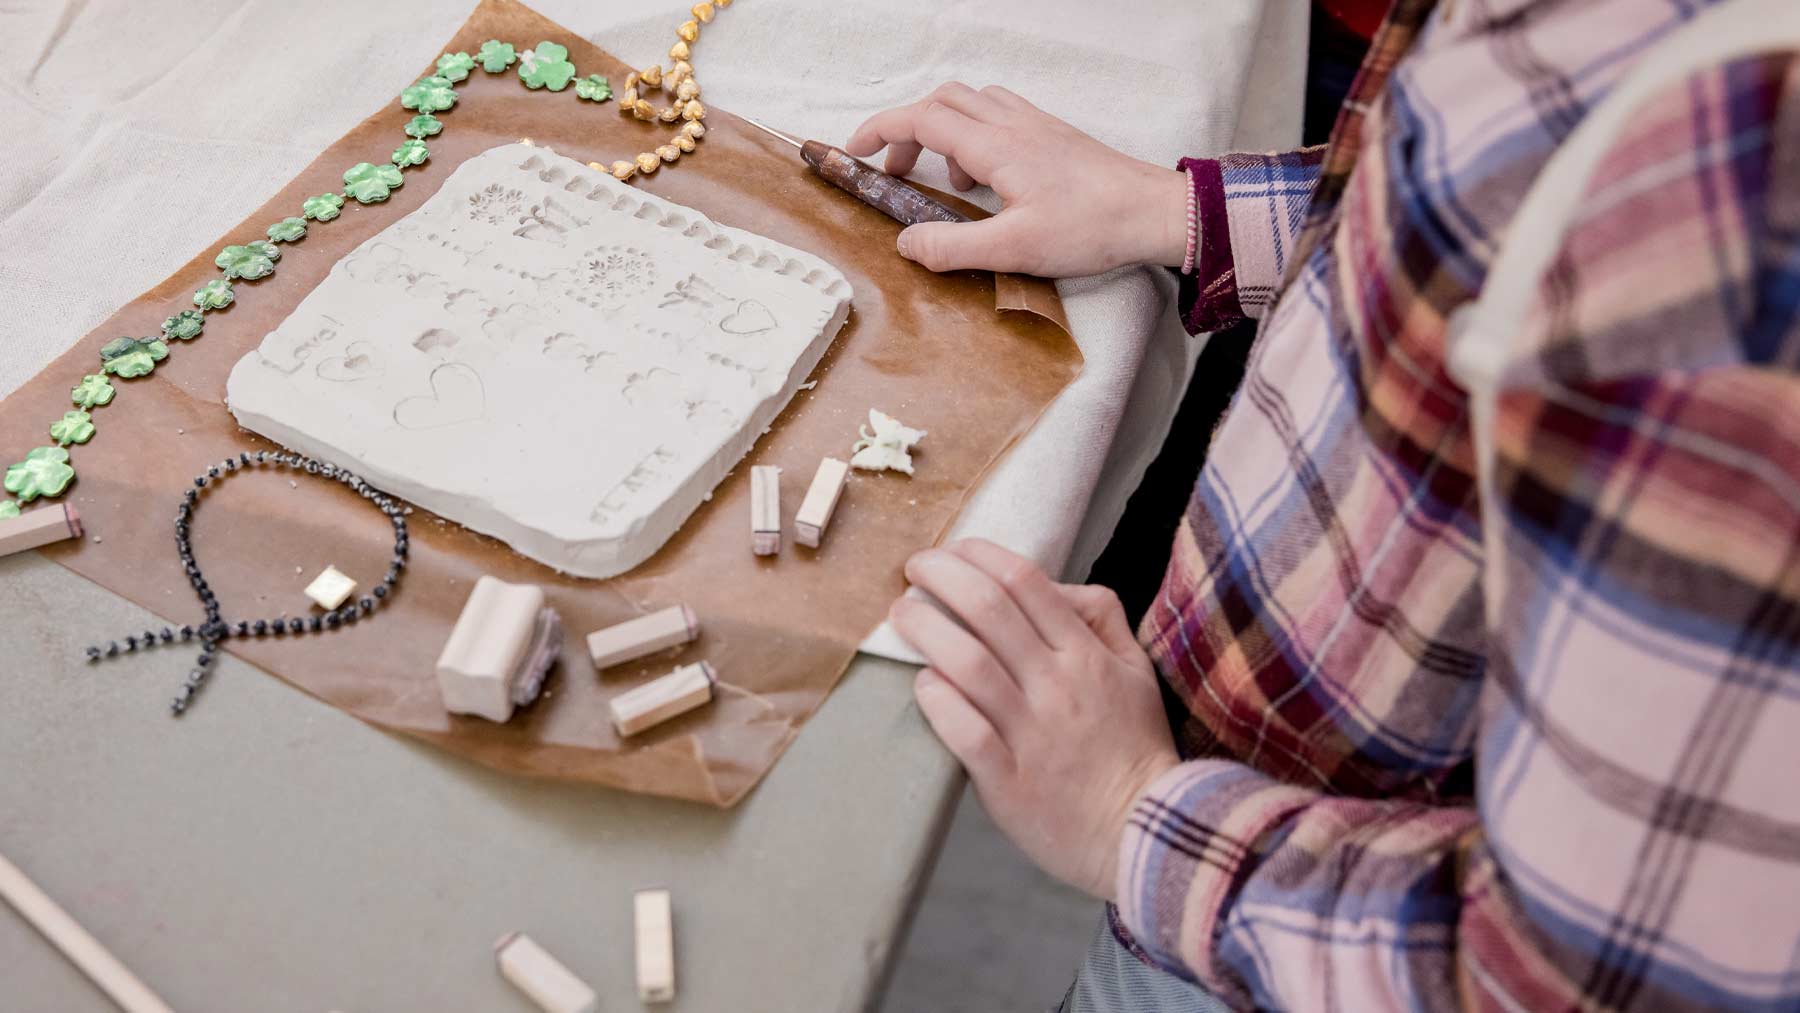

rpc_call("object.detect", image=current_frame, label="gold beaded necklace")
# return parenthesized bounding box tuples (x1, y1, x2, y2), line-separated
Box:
(593, 0, 733, 183)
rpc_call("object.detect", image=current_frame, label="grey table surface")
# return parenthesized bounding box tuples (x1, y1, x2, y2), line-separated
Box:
(0, 2, 1304, 1007)
(0, 549, 959, 1012)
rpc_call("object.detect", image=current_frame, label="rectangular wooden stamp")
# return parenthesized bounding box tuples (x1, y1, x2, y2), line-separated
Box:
(586, 604, 699, 671)
(635, 888, 676, 1003)
(793, 457, 848, 548)
(610, 662, 716, 737)
(0, 503, 82, 559)
(436, 577, 563, 723)
(750, 465, 781, 556)
(494, 931, 597, 1013)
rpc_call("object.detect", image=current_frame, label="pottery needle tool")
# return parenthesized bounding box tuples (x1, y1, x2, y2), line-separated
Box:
(740, 118, 973, 227)
(0, 849, 174, 1013)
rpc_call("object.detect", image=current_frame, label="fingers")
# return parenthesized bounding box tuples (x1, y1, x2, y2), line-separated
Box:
(1056, 584, 1141, 658)
(845, 98, 997, 180)
(946, 539, 1085, 650)
(945, 155, 977, 192)
(896, 216, 1033, 273)
(891, 596, 1027, 735)
(905, 549, 1054, 673)
(978, 84, 1037, 114)
(913, 666, 1013, 778)
(927, 81, 1011, 123)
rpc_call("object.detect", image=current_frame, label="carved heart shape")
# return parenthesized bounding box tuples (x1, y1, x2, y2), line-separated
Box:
(315, 342, 383, 382)
(393, 363, 485, 430)
(719, 299, 776, 335)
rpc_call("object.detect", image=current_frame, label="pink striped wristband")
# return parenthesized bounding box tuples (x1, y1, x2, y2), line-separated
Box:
(1180, 167, 1199, 275)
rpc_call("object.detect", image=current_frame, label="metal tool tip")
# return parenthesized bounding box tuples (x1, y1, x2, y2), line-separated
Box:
(742, 117, 804, 149)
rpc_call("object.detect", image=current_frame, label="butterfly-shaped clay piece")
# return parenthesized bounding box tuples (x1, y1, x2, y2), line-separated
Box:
(850, 409, 927, 476)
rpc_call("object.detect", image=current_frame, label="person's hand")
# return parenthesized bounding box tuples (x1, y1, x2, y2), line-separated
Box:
(845, 82, 1190, 277)
(890, 539, 1180, 901)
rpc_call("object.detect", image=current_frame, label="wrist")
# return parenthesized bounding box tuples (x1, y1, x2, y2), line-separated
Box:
(1132, 163, 1194, 269)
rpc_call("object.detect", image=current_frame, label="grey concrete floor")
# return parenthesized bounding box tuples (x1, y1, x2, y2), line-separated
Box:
(880, 789, 1100, 1013)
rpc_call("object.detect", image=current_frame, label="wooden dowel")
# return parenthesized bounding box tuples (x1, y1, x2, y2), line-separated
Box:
(0, 850, 174, 1013)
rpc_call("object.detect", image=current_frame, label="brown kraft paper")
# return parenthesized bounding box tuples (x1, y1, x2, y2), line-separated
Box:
(0, 0, 1081, 806)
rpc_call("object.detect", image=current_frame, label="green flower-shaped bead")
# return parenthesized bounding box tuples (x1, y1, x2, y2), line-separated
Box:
(435, 51, 476, 83)
(100, 336, 169, 378)
(392, 138, 430, 167)
(193, 278, 235, 310)
(574, 74, 612, 102)
(4, 447, 75, 503)
(215, 240, 280, 281)
(343, 162, 405, 204)
(50, 410, 95, 447)
(404, 113, 443, 139)
(518, 42, 576, 91)
(161, 309, 204, 341)
(477, 39, 517, 73)
(71, 374, 115, 409)
(0, 501, 17, 520)
(267, 217, 307, 243)
(303, 192, 346, 222)
(400, 74, 458, 113)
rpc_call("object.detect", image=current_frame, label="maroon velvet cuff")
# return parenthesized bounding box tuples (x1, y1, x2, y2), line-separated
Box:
(1172, 156, 1244, 335)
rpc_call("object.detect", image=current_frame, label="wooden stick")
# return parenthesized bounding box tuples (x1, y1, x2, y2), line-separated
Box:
(0, 502, 82, 558)
(634, 888, 676, 1003)
(494, 932, 597, 1013)
(0, 850, 173, 1013)
(793, 457, 848, 548)
(586, 605, 699, 671)
(750, 465, 781, 556)
(610, 662, 716, 737)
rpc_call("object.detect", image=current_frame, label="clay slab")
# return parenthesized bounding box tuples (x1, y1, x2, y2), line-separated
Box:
(226, 143, 853, 578)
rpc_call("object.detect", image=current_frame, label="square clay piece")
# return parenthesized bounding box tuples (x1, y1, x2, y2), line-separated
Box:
(227, 143, 852, 578)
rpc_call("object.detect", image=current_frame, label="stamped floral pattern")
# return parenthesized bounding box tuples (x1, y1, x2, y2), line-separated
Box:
(467, 184, 525, 225)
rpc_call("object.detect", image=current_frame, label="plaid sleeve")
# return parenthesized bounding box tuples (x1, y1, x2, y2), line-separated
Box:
(1173, 148, 1325, 334)
(1119, 57, 1800, 1013)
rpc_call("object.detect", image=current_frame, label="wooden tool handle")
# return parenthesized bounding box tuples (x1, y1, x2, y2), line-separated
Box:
(0, 850, 174, 1013)
(802, 141, 971, 227)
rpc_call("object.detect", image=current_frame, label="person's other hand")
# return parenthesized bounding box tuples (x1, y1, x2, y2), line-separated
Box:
(889, 539, 1180, 901)
(845, 83, 1190, 277)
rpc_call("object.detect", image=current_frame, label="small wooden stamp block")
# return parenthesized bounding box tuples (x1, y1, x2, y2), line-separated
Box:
(635, 888, 676, 1003)
(794, 457, 849, 548)
(750, 465, 781, 556)
(0, 503, 82, 559)
(436, 577, 563, 723)
(303, 566, 357, 611)
(494, 931, 597, 1013)
(610, 661, 716, 737)
(586, 604, 699, 671)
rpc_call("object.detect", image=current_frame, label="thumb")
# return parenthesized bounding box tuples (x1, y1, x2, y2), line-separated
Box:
(897, 216, 1026, 273)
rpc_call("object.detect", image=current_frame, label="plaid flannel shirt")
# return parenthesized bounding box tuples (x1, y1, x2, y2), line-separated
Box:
(1127, 1, 1800, 1009)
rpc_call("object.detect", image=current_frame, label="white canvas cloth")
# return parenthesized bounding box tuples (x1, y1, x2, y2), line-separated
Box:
(0, 0, 1305, 656)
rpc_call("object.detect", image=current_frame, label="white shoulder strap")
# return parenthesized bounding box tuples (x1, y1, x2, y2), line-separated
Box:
(1445, 0, 1800, 629)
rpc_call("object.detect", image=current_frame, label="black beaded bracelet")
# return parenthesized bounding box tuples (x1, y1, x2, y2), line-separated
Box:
(84, 449, 409, 716)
